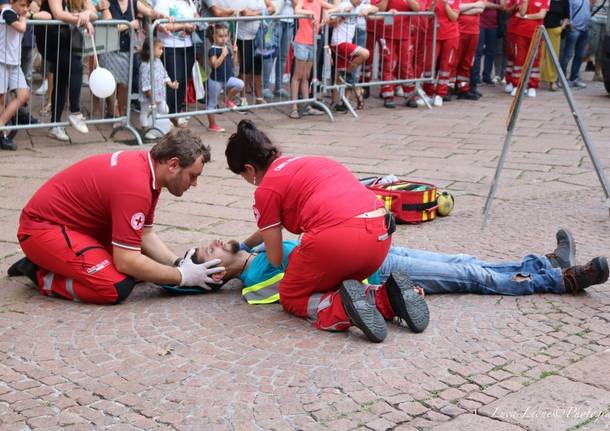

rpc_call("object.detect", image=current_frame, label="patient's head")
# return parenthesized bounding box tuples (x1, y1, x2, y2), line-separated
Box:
(194, 239, 245, 280)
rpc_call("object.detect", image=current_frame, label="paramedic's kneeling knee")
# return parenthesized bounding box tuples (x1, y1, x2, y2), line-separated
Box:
(112, 276, 136, 304)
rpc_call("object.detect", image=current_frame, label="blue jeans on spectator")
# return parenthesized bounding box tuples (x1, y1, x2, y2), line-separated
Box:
(559, 28, 589, 81)
(472, 27, 498, 84)
(263, 21, 295, 93)
(375, 246, 564, 295)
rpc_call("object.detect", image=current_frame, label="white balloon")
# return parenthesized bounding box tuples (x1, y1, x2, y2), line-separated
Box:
(89, 67, 117, 99)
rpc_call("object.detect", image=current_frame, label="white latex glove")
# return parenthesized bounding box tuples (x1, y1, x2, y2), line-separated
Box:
(177, 249, 225, 289)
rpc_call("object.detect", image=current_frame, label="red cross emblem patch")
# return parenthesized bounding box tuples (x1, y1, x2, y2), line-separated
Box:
(131, 212, 145, 231)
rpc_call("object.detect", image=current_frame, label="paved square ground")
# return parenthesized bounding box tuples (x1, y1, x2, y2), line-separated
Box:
(1, 79, 609, 430)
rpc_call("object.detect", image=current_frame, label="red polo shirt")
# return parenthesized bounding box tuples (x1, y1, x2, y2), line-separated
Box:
(458, 2, 482, 34)
(253, 156, 383, 234)
(514, 0, 549, 37)
(19, 150, 160, 251)
(436, 0, 461, 40)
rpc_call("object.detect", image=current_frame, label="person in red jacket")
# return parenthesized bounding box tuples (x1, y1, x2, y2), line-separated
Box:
(423, 0, 461, 106)
(454, 0, 486, 99)
(8, 129, 224, 304)
(510, 0, 549, 97)
(225, 120, 429, 343)
(378, 0, 421, 108)
(503, 0, 520, 94)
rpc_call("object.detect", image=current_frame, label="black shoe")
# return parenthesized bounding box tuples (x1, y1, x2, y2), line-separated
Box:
(585, 61, 595, 72)
(383, 98, 395, 109)
(457, 91, 479, 100)
(131, 100, 141, 113)
(0, 135, 16, 151)
(384, 272, 430, 333)
(546, 228, 575, 269)
(562, 257, 609, 294)
(7, 256, 39, 284)
(17, 108, 39, 125)
(332, 102, 348, 113)
(340, 280, 387, 343)
(442, 95, 452, 102)
(473, 89, 483, 97)
(363, 87, 370, 99)
(405, 97, 418, 108)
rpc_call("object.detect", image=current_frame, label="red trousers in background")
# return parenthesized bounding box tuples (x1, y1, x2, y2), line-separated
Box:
(504, 32, 516, 84)
(380, 38, 415, 99)
(363, 31, 380, 83)
(512, 34, 541, 89)
(455, 32, 479, 93)
(423, 37, 459, 97)
(18, 220, 134, 304)
(279, 215, 391, 331)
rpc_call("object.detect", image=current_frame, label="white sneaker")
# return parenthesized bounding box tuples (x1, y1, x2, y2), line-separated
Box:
(68, 113, 89, 134)
(176, 117, 188, 127)
(504, 83, 514, 94)
(416, 95, 431, 106)
(433, 95, 443, 107)
(48, 126, 69, 141)
(394, 87, 404, 97)
(239, 97, 249, 107)
(527, 88, 537, 98)
(35, 80, 48, 96)
(510, 87, 517, 97)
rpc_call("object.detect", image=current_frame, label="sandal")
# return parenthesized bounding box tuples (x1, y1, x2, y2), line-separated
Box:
(288, 110, 300, 119)
(301, 106, 325, 116)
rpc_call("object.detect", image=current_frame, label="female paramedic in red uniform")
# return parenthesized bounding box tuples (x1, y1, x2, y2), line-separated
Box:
(225, 120, 426, 343)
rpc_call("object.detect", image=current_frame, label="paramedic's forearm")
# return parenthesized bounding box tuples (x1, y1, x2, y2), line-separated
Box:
(114, 247, 182, 284)
(140, 228, 178, 266)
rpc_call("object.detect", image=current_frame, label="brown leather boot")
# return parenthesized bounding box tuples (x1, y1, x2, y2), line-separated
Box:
(545, 228, 576, 269)
(562, 257, 609, 294)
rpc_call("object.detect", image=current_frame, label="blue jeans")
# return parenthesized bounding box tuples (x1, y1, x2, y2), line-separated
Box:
(353, 28, 367, 81)
(559, 28, 589, 81)
(472, 27, 497, 84)
(376, 246, 564, 295)
(263, 21, 295, 92)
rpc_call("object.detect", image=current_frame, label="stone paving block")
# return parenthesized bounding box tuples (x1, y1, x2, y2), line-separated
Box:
(561, 350, 610, 392)
(430, 414, 525, 430)
(479, 376, 610, 431)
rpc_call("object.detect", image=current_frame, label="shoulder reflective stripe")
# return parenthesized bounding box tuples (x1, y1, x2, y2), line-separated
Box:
(65, 278, 80, 302)
(43, 272, 54, 292)
(111, 241, 141, 251)
(242, 273, 284, 304)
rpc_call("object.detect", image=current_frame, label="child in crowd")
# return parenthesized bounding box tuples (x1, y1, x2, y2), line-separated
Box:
(330, 0, 377, 110)
(139, 38, 178, 139)
(0, 0, 40, 150)
(289, 0, 337, 119)
(206, 22, 245, 133)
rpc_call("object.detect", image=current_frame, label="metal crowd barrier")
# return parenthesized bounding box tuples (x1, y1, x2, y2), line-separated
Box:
(321, 11, 437, 118)
(147, 14, 332, 134)
(0, 19, 142, 146)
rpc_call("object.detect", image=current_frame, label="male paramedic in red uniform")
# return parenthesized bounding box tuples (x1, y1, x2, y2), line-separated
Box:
(8, 129, 224, 304)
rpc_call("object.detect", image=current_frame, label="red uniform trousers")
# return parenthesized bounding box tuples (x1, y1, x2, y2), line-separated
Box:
(18, 220, 135, 304)
(504, 32, 516, 84)
(511, 33, 541, 89)
(380, 37, 415, 99)
(363, 31, 380, 82)
(423, 37, 459, 97)
(454, 32, 479, 93)
(415, 29, 435, 82)
(279, 215, 391, 331)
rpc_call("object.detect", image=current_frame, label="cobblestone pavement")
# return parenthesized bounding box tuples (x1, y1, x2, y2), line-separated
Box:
(1, 77, 609, 431)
